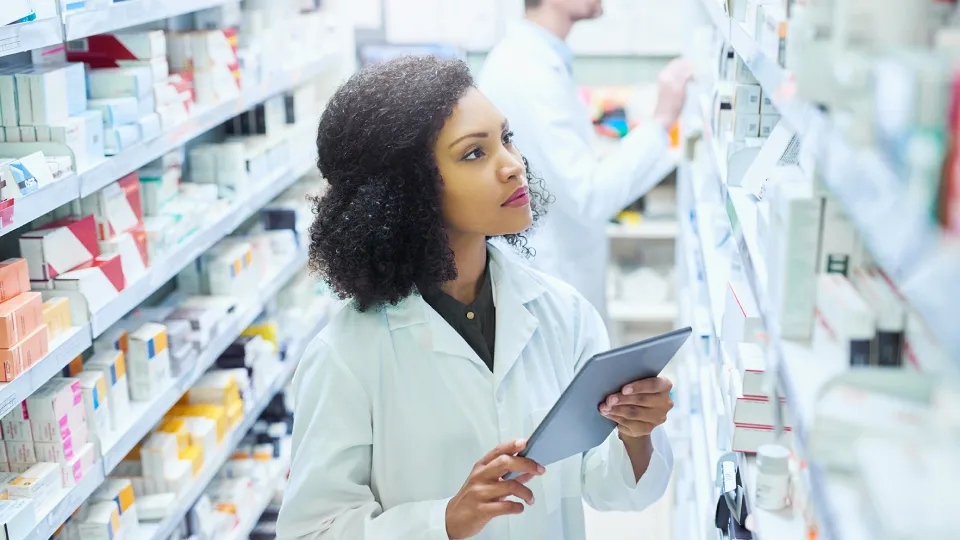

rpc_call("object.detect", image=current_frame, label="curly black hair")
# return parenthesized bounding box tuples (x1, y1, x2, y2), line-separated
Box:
(309, 56, 550, 312)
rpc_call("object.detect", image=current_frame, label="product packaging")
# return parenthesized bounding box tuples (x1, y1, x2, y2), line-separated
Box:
(68, 31, 167, 62)
(77, 501, 121, 540)
(87, 66, 154, 99)
(77, 370, 112, 443)
(42, 297, 72, 341)
(2, 404, 31, 441)
(53, 254, 126, 314)
(0, 259, 29, 304)
(0, 498, 34, 539)
(815, 273, 877, 366)
(127, 323, 170, 401)
(25, 377, 86, 444)
(87, 97, 140, 127)
(104, 124, 142, 155)
(91, 478, 139, 532)
(0, 152, 54, 200)
(8, 462, 60, 499)
(61, 442, 96, 489)
(852, 270, 906, 367)
(99, 228, 149, 284)
(0, 325, 48, 382)
(19, 215, 99, 280)
(0, 291, 43, 348)
(84, 349, 130, 430)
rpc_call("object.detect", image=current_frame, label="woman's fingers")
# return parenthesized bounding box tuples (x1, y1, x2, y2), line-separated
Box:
(602, 404, 666, 423)
(483, 454, 544, 481)
(481, 501, 526, 519)
(481, 479, 535, 505)
(477, 439, 526, 467)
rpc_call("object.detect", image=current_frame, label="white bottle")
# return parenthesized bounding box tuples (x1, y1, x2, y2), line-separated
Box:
(755, 444, 790, 511)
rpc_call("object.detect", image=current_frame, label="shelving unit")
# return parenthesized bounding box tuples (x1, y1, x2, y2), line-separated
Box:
(140, 359, 299, 540)
(608, 301, 678, 324)
(0, 17, 64, 58)
(607, 220, 679, 240)
(64, 0, 240, 41)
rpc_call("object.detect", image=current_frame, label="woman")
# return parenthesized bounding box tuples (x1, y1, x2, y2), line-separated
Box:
(277, 56, 674, 540)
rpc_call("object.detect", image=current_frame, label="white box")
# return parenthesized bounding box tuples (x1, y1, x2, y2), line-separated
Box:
(138, 113, 161, 141)
(721, 280, 764, 348)
(0, 0, 32, 26)
(737, 342, 769, 398)
(140, 431, 178, 479)
(104, 124, 141, 156)
(2, 404, 32, 441)
(77, 370, 112, 442)
(8, 462, 59, 499)
(817, 195, 858, 276)
(0, 499, 35, 540)
(734, 396, 789, 426)
(760, 90, 775, 114)
(88, 67, 154, 99)
(759, 114, 781, 137)
(127, 323, 170, 401)
(816, 273, 876, 366)
(17, 127, 35, 143)
(78, 501, 121, 540)
(53, 254, 126, 314)
(732, 424, 793, 453)
(734, 84, 762, 114)
(23, 63, 86, 125)
(34, 125, 50, 142)
(61, 442, 96, 489)
(852, 270, 906, 367)
(26, 378, 87, 445)
(767, 177, 821, 340)
(99, 232, 148, 284)
(87, 97, 140, 128)
(0, 69, 22, 127)
(138, 167, 180, 215)
(4, 441, 34, 464)
(733, 113, 761, 141)
(84, 350, 131, 430)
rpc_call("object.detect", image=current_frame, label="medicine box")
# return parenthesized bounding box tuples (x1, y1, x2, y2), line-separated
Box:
(34, 434, 80, 463)
(732, 424, 792, 454)
(0, 152, 53, 200)
(77, 370, 111, 441)
(8, 462, 59, 499)
(127, 323, 169, 401)
(25, 377, 86, 444)
(53, 254, 126, 315)
(721, 280, 764, 348)
(734, 84, 762, 114)
(0, 325, 48, 382)
(138, 167, 180, 216)
(78, 501, 121, 540)
(139, 112, 162, 141)
(733, 113, 761, 141)
(2, 404, 32, 441)
(94, 327, 129, 355)
(0, 292, 43, 348)
(42, 297, 72, 341)
(816, 273, 876, 366)
(68, 31, 167, 62)
(88, 67, 154, 99)
(19, 215, 99, 281)
(105, 124, 142, 156)
(5, 441, 35, 464)
(759, 114, 780, 137)
(84, 349, 130, 430)
(62, 442, 96, 489)
(81, 172, 143, 242)
(99, 228, 149, 284)
(0, 259, 29, 304)
(87, 97, 140, 128)
(0, 498, 34, 539)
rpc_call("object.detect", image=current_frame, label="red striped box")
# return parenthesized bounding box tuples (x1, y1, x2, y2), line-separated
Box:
(81, 172, 143, 242)
(19, 215, 99, 280)
(53, 255, 126, 315)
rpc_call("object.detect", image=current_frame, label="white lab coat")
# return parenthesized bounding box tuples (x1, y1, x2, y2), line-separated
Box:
(276, 244, 672, 540)
(478, 21, 678, 319)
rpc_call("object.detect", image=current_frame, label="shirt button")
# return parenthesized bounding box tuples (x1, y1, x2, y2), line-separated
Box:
(466, 312, 475, 320)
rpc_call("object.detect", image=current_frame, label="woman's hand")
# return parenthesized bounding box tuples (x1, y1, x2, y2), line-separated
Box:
(445, 439, 545, 540)
(599, 377, 674, 439)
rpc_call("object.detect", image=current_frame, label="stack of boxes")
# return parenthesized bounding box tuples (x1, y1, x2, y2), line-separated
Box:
(81, 172, 149, 284)
(0, 378, 98, 491)
(126, 322, 171, 402)
(168, 28, 241, 105)
(67, 30, 191, 151)
(0, 62, 105, 172)
(0, 258, 49, 382)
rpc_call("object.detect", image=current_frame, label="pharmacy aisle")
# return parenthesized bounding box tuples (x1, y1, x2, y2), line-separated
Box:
(668, 1, 960, 540)
(0, 0, 353, 538)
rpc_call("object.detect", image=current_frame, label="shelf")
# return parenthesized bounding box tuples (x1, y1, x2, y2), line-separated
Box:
(607, 221, 679, 240)
(226, 481, 277, 540)
(608, 301, 678, 323)
(0, 17, 64, 59)
(77, 53, 337, 197)
(88, 160, 311, 337)
(64, 0, 240, 41)
(140, 360, 298, 540)
(0, 325, 92, 419)
(20, 459, 106, 540)
(695, 0, 960, 360)
(0, 175, 81, 239)
(100, 249, 307, 473)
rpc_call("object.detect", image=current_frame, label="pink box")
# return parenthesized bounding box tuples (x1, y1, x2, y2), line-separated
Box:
(35, 433, 80, 463)
(61, 442, 96, 489)
(4, 440, 34, 464)
(2, 402, 32, 441)
(25, 378, 86, 444)
(0, 325, 49, 382)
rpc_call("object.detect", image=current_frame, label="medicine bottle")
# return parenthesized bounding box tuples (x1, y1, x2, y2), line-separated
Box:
(755, 444, 790, 511)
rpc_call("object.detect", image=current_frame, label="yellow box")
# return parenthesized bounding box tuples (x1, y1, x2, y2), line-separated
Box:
(63, 354, 83, 377)
(41, 297, 71, 341)
(169, 405, 227, 444)
(180, 445, 203, 477)
(156, 418, 190, 454)
(241, 321, 278, 352)
(225, 400, 243, 428)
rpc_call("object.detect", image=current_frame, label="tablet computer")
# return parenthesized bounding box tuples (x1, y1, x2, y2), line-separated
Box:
(505, 326, 692, 479)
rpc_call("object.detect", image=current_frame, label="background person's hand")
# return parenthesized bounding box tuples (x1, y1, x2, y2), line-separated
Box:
(652, 58, 695, 132)
(599, 376, 674, 439)
(445, 439, 545, 540)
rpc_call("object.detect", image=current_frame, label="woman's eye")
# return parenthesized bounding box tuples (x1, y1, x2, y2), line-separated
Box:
(502, 130, 515, 145)
(464, 148, 485, 160)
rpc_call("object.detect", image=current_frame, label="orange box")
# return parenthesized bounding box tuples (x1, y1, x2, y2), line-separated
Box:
(42, 297, 72, 341)
(0, 325, 49, 381)
(0, 292, 43, 348)
(0, 259, 29, 304)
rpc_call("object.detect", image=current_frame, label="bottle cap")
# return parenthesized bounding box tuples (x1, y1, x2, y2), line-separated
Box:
(756, 444, 790, 475)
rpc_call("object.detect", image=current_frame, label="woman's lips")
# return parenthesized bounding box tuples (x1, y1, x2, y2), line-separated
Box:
(502, 186, 530, 208)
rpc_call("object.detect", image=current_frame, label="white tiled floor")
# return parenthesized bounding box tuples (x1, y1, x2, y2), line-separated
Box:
(585, 480, 674, 540)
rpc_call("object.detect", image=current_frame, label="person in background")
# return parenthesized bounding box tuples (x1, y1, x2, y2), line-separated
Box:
(479, 0, 694, 320)
(276, 56, 674, 540)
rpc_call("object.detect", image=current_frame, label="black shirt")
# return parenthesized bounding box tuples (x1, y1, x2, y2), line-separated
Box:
(420, 262, 497, 372)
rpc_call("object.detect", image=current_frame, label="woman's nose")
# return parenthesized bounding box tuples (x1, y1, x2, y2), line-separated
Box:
(498, 152, 525, 182)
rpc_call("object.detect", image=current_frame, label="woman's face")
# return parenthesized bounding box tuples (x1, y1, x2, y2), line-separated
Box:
(434, 88, 532, 240)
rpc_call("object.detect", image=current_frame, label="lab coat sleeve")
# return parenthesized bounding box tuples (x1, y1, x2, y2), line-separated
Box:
(570, 296, 674, 512)
(518, 80, 677, 225)
(276, 339, 451, 540)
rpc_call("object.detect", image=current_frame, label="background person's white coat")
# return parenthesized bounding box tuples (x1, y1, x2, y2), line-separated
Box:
(478, 21, 678, 320)
(276, 245, 673, 539)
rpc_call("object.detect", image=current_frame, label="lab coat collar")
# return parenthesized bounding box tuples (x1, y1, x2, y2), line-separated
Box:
(509, 19, 574, 75)
(384, 244, 545, 386)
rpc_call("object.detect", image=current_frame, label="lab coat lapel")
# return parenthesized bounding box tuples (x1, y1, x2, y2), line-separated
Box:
(489, 247, 543, 389)
(385, 293, 488, 371)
